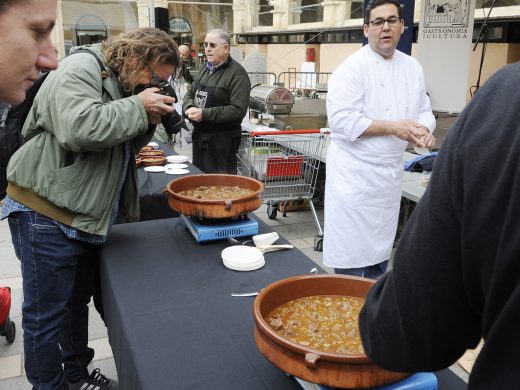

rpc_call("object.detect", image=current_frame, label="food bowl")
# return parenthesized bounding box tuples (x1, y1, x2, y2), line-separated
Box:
(253, 274, 409, 388)
(140, 145, 156, 151)
(139, 150, 165, 158)
(166, 174, 264, 219)
(141, 156, 166, 167)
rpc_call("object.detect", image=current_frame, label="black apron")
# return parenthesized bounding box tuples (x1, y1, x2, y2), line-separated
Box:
(191, 67, 241, 174)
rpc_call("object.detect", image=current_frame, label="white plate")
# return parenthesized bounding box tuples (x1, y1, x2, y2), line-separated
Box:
(144, 166, 167, 173)
(165, 163, 188, 169)
(221, 246, 265, 271)
(165, 169, 190, 175)
(166, 155, 189, 163)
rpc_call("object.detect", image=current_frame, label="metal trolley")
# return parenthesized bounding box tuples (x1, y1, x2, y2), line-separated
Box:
(237, 129, 328, 251)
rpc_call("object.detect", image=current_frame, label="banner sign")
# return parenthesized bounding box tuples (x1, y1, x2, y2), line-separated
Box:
(417, 0, 476, 113)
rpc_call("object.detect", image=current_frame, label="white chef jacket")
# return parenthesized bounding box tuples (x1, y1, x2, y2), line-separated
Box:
(323, 45, 435, 269)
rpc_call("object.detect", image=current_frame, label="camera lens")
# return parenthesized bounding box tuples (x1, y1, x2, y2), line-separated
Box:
(162, 110, 186, 135)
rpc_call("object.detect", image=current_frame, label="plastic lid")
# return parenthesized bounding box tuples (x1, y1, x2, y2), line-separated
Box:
(221, 246, 265, 271)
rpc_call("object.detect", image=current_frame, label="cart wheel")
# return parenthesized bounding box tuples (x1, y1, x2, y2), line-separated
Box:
(267, 204, 278, 220)
(314, 234, 323, 252)
(6, 321, 15, 344)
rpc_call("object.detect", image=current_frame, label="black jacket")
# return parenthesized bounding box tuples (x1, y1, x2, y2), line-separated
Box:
(359, 62, 520, 389)
(183, 56, 250, 133)
(0, 103, 23, 198)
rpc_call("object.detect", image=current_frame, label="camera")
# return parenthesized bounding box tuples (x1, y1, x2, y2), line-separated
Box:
(135, 79, 187, 135)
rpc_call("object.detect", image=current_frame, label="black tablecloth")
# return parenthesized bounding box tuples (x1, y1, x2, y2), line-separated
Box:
(136, 142, 202, 221)
(99, 217, 467, 390)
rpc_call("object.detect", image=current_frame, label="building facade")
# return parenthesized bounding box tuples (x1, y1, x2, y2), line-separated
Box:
(52, 1, 520, 102)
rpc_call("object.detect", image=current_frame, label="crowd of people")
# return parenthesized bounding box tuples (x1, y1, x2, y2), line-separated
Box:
(1, 0, 519, 389)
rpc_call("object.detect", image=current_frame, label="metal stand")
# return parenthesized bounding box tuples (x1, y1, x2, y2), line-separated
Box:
(471, 0, 498, 96)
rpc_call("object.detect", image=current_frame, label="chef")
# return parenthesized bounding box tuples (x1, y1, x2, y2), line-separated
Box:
(324, 0, 436, 278)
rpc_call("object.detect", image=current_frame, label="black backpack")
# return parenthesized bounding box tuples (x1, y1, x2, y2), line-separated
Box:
(0, 48, 108, 198)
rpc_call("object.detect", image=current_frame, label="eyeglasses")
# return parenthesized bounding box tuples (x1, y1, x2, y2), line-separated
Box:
(369, 16, 401, 29)
(203, 41, 227, 49)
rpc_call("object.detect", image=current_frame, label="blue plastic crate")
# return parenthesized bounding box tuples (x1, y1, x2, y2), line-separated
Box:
(293, 372, 437, 390)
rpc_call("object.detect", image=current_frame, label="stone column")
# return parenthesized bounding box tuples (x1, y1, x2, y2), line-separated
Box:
(271, 0, 290, 30)
(136, 0, 152, 27)
(136, 0, 168, 28)
(52, 0, 65, 59)
(414, 0, 421, 20)
(291, 0, 302, 25)
(233, 0, 248, 32)
(322, 0, 350, 26)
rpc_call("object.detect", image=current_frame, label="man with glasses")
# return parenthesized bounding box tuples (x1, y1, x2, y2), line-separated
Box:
(324, 0, 436, 278)
(1, 28, 180, 390)
(183, 29, 250, 173)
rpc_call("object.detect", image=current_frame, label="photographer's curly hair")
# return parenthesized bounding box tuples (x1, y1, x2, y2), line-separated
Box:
(102, 28, 180, 93)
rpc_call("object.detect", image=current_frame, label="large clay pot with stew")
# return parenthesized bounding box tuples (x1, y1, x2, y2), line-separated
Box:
(166, 174, 264, 219)
(253, 274, 410, 388)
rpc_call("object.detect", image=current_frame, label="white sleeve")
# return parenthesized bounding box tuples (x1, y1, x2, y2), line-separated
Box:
(326, 58, 373, 142)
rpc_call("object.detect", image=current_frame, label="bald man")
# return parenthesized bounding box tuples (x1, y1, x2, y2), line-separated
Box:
(179, 44, 190, 60)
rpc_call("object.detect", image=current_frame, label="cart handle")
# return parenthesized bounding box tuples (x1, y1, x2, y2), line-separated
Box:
(250, 128, 329, 137)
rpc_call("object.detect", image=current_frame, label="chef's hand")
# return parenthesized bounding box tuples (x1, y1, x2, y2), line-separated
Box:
(185, 107, 203, 122)
(137, 87, 176, 125)
(391, 120, 430, 144)
(415, 132, 436, 149)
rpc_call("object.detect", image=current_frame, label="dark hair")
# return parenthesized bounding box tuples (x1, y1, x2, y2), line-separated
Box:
(364, 0, 402, 25)
(0, 0, 24, 13)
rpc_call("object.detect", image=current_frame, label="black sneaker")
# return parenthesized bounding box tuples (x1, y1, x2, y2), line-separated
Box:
(67, 368, 118, 390)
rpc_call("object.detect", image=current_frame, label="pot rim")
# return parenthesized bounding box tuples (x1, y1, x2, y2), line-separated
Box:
(253, 274, 373, 364)
(166, 174, 264, 205)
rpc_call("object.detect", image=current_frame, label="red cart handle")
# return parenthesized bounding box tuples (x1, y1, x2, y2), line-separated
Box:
(249, 129, 329, 137)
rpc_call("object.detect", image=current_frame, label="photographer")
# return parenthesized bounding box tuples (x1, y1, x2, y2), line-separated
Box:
(1, 28, 180, 390)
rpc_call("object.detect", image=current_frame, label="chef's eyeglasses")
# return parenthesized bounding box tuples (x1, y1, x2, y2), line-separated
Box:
(369, 16, 401, 29)
(203, 41, 228, 49)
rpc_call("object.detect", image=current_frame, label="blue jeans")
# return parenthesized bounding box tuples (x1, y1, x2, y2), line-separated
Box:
(8, 211, 97, 390)
(334, 260, 388, 279)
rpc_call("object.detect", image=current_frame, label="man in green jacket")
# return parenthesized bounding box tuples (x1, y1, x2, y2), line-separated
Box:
(1, 28, 180, 390)
(184, 29, 250, 173)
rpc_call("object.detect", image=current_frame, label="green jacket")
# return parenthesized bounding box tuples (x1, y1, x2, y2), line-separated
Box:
(6, 44, 153, 236)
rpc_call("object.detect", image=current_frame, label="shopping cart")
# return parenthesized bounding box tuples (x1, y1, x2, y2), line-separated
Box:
(0, 287, 16, 343)
(237, 129, 328, 251)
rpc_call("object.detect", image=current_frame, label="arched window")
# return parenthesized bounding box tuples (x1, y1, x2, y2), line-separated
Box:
(75, 14, 107, 46)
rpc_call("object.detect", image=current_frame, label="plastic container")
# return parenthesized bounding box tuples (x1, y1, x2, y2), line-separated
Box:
(253, 232, 279, 247)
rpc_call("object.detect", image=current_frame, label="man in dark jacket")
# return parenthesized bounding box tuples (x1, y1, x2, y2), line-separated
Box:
(359, 62, 520, 389)
(183, 29, 250, 173)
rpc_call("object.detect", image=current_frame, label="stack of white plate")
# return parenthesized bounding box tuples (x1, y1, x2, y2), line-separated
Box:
(221, 246, 265, 271)
(166, 155, 189, 163)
